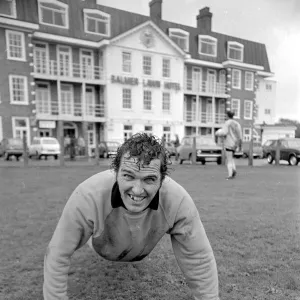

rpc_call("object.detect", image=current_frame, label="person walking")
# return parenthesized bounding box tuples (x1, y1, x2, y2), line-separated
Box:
(216, 111, 242, 179)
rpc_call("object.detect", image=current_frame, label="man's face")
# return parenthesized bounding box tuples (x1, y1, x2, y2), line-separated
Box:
(116, 154, 162, 213)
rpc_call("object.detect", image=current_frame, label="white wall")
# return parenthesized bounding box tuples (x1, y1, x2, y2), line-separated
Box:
(256, 78, 276, 124)
(104, 23, 185, 143)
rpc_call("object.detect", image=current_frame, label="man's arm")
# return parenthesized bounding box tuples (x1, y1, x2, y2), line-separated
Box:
(44, 186, 95, 300)
(215, 122, 228, 137)
(170, 194, 219, 300)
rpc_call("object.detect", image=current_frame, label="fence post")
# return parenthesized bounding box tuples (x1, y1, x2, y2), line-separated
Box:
(275, 140, 280, 165)
(192, 136, 196, 164)
(58, 120, 65, 167)
(23, 135, 28, 167)
(248, 138, 254, 166)
(221, 139, 226, 165)
(95, 132, 99, 166)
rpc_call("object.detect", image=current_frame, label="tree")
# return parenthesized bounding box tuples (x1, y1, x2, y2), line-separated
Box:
(276, 118, 300, 138)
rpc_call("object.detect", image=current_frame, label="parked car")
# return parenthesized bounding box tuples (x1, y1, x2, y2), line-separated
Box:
(262, 139, 276, 158)
(263, 138, 300, 166)
(28, 137, 60, 159)
(91, 141, 121, 158)
(165, 142, 176, 157)
(0, 138, 24, 161)
(243, 142, 263, 159)
(178, 136, 222, 165)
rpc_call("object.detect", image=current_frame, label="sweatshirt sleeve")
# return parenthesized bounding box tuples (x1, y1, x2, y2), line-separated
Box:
(43, 186, 95, 300)
(169, 194, 219, 300)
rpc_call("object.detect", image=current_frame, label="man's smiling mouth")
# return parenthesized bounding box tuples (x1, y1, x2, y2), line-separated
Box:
(128, 194, 146, 202)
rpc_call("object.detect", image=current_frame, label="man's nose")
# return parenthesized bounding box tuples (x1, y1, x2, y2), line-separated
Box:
(132, 180, 144, 195)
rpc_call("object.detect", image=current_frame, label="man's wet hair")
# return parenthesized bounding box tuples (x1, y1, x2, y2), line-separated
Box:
(111, 133, 171, 180)
(226, 110, 235, 119)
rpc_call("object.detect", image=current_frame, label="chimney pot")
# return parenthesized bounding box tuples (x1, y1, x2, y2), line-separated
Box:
(197, 6, 212, 33)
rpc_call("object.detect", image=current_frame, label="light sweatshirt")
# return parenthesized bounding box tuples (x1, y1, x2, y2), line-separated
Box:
(216, 119, 242, 150)
(43, 170, 220, 300)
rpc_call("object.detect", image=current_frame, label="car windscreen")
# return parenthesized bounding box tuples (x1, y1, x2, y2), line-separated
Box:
(196, 137, 216, 146)
(287, 140, 300, 148)
(8, 139, 22, 146)
(42, 139, 58, 145)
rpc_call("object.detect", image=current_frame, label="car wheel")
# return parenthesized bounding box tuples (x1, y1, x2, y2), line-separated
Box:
(201, 160, 206, 165)
(4, 152, 10, 161)
(267, 154, 274, 164)
(217, 158, 222, 165)
(54, 155, 58, 160)
(288, 155, 298, 166)
(188, 154, 193, 164)
(103, 152, 108, 159)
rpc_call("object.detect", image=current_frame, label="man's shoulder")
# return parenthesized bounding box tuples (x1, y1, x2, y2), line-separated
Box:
(78, 169, 115, 194)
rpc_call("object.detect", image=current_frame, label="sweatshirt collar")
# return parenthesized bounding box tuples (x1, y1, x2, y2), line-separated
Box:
(111, 181, 159, 210)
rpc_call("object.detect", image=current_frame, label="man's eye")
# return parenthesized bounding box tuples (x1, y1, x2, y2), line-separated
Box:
(124, 174, 133, 179)
(145, 178, 156, 183)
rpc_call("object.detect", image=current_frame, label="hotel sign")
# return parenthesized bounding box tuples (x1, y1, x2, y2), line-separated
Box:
(111, 75, 181, 91)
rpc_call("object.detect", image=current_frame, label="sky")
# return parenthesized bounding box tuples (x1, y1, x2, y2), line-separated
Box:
(98, 0, 300, 121)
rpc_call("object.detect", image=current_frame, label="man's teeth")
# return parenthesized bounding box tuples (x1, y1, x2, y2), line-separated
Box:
(129, 194, 145, 201)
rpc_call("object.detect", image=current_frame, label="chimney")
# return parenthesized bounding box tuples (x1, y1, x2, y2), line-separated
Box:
(197, 7, 212, 33)
(149, 0, 162, 22)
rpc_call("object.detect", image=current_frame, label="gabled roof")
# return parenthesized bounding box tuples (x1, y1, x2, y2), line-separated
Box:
(95, 4, 271, 72)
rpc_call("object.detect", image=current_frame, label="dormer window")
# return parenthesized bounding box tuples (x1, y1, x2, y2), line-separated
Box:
(198, 35, 217, 57)
(84, 9, 111, 37)
(38, 0, 69, 29)
(227, 41, 244, 62)
(169, 28, 189, 52)
(0, 0, 16, 18)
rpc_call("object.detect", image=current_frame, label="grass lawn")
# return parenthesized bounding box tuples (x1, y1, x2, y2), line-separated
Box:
(0, 164, 299, 300)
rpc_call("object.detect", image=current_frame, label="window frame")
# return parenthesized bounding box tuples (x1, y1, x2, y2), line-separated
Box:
(264, 108, 271, 115)
(169, 28, 189, 52)
(11, 116, 30, 145)
(143, 55, 152, 76)
(162, 92, 171, 113)
(9, 75, 28, 105)
(143, 90, 152, 111)
(83, 8, 111, 37)
(5, 30, 26, 61)
(38, 0, 69, 29)
(122, 51, 132, 73)
(123, 125, 133, 141)
(245, 71, 254, 91)
(231, 98, 240, 119)
(198, 35, 217, 57)
(0, 0, 17, 18)
(232, 69, 241, 89)
(243, 127, 251, 142)
(162, 57, 170, 78)
(227, 41, 244, 62)
(244, 100, 253, 120)
(122, 88, 132, 110)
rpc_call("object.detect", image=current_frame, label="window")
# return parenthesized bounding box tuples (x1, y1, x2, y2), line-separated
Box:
(38, 0, 69, 29)
(124, 125, 133, 141)
(87, 123, 95, 146)
(163, 126, 171, 143)
(5, 30, 26, 61)
(266, 83, 272, 91)
(36, 82, 51, 114)
(9, 75, 28, 105)
(227, 41, 244, 61)
(144, 126, 153, 135)
(231, 99, 240, 118)
(232, 69, 241, 89)
(162, 58, 170, 78)
(143, 56, 152, 75)
(122, 88, 132, 109)
(244, 100, 253, 119)
(84, 9, 110, 37)
(143, 90, 152, 110)
(245, 72, 254, 91)
(265, 109, 271, 115)
(12, 117, 30, 145)
(162, 92, 171, 112)
(243, 128, 251, 142)
(122, 52, 131, 73)
(198, 35, 217, 56)
(0, 0, 16, 18)
(169, 28, 189, 52)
